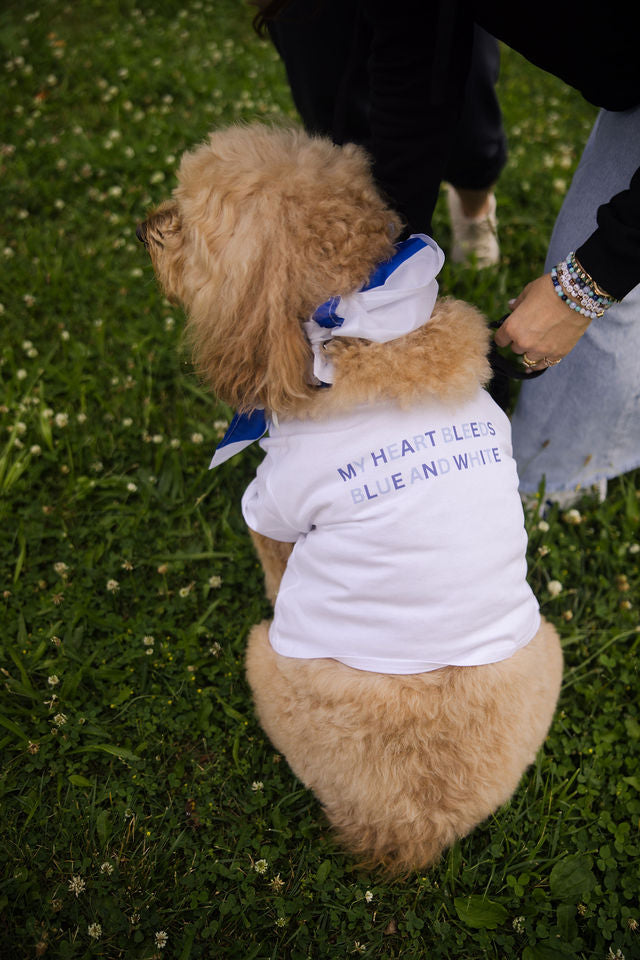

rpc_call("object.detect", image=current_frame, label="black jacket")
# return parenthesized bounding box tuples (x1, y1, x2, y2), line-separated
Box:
(360, 0, 640, 297)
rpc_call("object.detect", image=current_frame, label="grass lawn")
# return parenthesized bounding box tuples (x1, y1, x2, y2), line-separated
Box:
(1, 1, 639, 957)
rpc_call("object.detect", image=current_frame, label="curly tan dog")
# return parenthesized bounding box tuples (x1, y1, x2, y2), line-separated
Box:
(138, 123, 563, 876)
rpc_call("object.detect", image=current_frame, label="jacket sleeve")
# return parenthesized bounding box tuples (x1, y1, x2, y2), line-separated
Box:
(575, 164, 640, 300)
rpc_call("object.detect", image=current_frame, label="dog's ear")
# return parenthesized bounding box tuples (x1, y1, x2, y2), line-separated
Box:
(142, 201, 185, 304)
(185, 226, 316, 416)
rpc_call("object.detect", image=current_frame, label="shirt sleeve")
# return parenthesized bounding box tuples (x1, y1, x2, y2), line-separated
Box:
(575, 164, 640, 300)
(241, 460, 305, 543)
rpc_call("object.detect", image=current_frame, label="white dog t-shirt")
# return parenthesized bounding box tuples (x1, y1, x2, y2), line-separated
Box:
(241, 387, 540, 674)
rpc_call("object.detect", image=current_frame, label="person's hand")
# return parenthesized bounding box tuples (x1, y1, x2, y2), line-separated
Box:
(494, 273, 591, 371)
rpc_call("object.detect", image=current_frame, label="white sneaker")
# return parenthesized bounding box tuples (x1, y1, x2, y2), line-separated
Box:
(446, 185, 500, 268)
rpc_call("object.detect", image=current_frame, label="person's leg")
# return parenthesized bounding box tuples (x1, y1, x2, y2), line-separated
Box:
(266, 0, 370, 143)
(444, 27, 506, 266)
(511, 107, 640, 498)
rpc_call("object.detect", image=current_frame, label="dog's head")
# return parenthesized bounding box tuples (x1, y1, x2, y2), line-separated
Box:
(138, 123, 401, 416)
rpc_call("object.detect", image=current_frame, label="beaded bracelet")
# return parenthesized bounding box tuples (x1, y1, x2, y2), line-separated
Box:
(558, 263, 604, 314)
(551, 252, 619, 320)
(550, 267, 602, 319)
(561, 258, 611, 309)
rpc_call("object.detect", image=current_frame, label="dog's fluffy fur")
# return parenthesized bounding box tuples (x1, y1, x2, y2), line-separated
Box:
(140, 123, 563, 875)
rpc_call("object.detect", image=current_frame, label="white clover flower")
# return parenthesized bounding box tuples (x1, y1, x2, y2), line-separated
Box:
(15, 421, 27, 435)
(53, 713, 67, 726)
(60, 329, 70, 341)
(54, 412, 69, 428)
(130, 267, 143, 278)
(252, 781, 264, 792)
(629, 543, 640, 555)
(23, 294, 35, 307)
(30, 444, 41, 455)
(170, 438, 181, 449)
(22, 339, 33, 351)
(48, 675, 60, 687)
(77, 412, 87, 424)
(100, 862, 113, 875)
(254, 859, 268, 874)
(68, 875, 85, 896)
(16, 369, 27, 380)
(537, 520, 550, 532)
(152, 434, 163, 444)
(143, 636, 155, 646)
(564, 508, 582, 525)
(150, 171, 165, 184)
(3, 248, 15, 258)
(164, 316, 175, 330)
(275, 917, 287, 927)
(365, 890, 373, 903)
(208, 575, 222, 589)
(547, 580, 563, 598)
(179, 584, 194, 598)
(122, 417, 133, 428)
(155, 931, 168, 949)
(53, 562, 68, 576)
(512, 916, 525, 934)
(106, 579, 119, 593)
(126, 482, 137, 493)
(88, 923, 102, 940)
(191, 432, 204, 444)
(209, 642, 221, 657)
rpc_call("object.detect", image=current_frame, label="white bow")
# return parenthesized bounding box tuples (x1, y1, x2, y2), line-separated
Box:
(302, 233, 445, 384)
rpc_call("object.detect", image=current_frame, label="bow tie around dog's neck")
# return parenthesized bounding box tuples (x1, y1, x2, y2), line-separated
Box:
(209, 234, 445, 469)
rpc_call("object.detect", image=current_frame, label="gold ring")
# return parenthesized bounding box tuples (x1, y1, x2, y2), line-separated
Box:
(521, 352, 539, 368)
(544, 356, 563, 366)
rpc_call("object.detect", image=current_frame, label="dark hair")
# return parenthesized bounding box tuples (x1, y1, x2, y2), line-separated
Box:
(251, 0, 295, 36)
